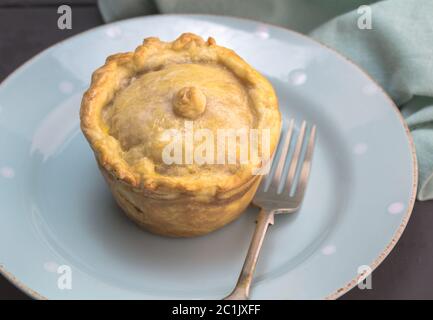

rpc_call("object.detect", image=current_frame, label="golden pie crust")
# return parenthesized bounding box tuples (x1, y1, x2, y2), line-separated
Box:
(80, 33, 281, 236)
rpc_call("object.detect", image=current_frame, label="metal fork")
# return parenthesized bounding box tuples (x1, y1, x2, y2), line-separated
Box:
(224, 120, 316, 300)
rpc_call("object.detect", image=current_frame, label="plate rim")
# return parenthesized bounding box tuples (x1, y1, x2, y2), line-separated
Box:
(0, 13, 418, 300)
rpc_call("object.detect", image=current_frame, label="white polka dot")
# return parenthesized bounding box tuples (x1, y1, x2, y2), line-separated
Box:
(58, 81, 74, 94)
(353, 143, 368, 155)
(362, 83, 379, 95)
(255, 25, 270, 39)
(288, 69, 307, 86)
(388, 202, 404, 215)
(44, 261, 59, 273)
(105, 26, 122, 38)
(0, 166, 14, 178)
(321, 245, 336, 255)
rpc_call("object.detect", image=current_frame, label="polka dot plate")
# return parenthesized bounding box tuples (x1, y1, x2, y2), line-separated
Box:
(0, 15, 417, 299)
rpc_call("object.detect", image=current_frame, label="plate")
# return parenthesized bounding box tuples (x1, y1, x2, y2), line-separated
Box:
(0, 15, 417, 299)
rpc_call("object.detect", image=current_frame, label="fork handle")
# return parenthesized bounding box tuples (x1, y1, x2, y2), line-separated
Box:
(224, 209, 274, 300)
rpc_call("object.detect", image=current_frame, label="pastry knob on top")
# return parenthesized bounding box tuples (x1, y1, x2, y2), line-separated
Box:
(172, 86, 206, 119)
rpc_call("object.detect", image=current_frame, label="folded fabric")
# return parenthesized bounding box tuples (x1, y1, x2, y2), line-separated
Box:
(98, 0, 433, 200)
(98, 0, 378, 33)
(309, 0, 433, 200)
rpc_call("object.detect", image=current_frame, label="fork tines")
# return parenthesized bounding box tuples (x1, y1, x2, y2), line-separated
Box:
(262, 119, 316, 202)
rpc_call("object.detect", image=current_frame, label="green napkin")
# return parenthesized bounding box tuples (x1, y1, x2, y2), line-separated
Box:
(98, 0, 433, 200)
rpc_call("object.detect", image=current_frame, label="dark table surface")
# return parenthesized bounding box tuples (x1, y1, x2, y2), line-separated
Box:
(1, 0, 432, 300)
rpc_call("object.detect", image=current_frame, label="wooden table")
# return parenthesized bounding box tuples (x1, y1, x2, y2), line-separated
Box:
(1, 0, 432, 300)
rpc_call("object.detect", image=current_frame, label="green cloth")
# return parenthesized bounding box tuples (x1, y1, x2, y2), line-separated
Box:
(98, 0, 433, 200)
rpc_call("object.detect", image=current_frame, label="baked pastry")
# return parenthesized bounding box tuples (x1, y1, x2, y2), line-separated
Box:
(80, 33, 281, 237)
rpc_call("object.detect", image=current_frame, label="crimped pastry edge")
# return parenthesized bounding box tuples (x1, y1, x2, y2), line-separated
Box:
(80, 33, 281, 196)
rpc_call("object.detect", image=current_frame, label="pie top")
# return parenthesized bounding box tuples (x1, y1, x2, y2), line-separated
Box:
(80, 33, 281, 196)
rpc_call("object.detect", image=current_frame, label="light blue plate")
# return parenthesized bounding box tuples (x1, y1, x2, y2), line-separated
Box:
(0, 15, 417, 300)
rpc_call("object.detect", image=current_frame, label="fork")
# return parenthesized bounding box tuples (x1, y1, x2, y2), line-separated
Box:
(224, 120, 316, 300)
